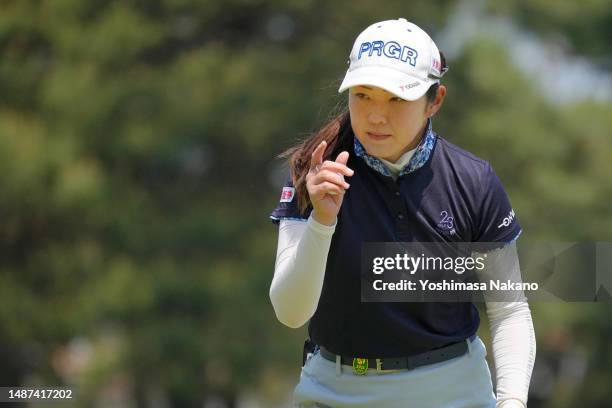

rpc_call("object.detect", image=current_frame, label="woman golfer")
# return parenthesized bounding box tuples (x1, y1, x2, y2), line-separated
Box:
(269, 18, 535, 408)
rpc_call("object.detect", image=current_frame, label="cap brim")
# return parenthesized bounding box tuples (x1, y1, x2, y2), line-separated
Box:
(338, 66, 435, 101)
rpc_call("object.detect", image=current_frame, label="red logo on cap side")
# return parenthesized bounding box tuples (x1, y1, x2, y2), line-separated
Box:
(432, 59, 441, 71)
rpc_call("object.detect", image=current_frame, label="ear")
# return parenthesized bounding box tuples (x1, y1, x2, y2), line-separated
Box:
(426, 85, 447, 118)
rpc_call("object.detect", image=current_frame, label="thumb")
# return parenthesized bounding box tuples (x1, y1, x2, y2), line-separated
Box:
(335, 151, 349, 165)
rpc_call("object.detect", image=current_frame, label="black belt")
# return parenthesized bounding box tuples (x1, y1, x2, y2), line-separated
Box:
(318, 334, 476, 373)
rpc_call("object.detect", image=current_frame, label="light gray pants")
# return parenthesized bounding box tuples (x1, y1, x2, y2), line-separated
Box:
(294, 336, 496, 408)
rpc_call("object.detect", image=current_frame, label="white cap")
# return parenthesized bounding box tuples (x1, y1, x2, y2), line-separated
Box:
(338, 18, 447, 101)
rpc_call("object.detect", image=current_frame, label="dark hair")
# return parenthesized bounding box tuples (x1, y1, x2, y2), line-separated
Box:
(280, 51, 448, 214)
(426, 83, 439, 103)
(279, 110, 352, 214)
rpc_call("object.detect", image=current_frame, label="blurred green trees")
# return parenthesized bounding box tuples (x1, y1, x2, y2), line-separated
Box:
(0, 0, 610, 407)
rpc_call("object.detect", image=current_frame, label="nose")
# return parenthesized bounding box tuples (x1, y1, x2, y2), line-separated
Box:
(368, 111, 387, 125)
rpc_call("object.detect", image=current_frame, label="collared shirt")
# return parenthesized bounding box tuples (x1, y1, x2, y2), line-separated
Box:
(353, 118, 437, 178)
(270, 123, 521, 356)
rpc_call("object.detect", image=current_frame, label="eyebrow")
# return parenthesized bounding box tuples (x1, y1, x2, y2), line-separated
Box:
(357, 86, 373, 90)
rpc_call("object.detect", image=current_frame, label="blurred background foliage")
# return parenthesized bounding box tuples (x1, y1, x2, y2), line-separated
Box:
(0, 0, 610, 407)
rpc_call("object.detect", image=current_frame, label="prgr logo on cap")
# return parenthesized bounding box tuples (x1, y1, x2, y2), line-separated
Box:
(280, 187, 295, 203)
(358, 41, 418, 67)
(338, 19, 443, 99)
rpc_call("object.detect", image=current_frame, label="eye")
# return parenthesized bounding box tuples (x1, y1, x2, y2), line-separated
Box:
(390, 96, 405, 102)
(354, 92, 370, 100)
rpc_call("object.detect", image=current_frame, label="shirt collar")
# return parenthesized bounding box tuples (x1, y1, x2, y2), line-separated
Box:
(353, 119, 437, 177)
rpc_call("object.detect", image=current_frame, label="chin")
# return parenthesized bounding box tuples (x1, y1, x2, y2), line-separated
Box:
(357, 136, 394, 159)
(365, 146, 393, 161)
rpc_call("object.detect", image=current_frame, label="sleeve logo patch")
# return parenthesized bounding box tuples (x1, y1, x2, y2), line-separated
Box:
(279, 187, 295, 203)
(497, 209, 515, 229)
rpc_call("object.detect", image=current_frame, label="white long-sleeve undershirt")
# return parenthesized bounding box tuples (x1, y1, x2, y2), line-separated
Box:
(269, 217, 535, 407)
(269, 216, 336, 328)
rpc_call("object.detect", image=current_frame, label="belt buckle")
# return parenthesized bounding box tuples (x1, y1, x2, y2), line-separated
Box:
(352, 357, 368, 375)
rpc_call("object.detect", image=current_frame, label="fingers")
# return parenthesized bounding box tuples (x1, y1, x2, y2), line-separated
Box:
(310, 141, 326, 171)
(307, 145, 352, 200)
(315, 169, 350, 189)
(320, 159, 354, 177)
(335, 151, 350, 166)
(311, 181, 345, 197)
(310, 143, 353, 174)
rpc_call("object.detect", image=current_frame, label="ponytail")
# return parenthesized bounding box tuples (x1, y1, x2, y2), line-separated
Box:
(279, 110, 352, 214)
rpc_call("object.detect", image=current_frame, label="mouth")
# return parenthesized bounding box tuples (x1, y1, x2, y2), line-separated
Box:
(366, 131, 392, 141)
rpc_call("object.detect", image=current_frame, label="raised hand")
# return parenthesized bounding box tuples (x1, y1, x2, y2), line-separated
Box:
(306, 141, 354, 226)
